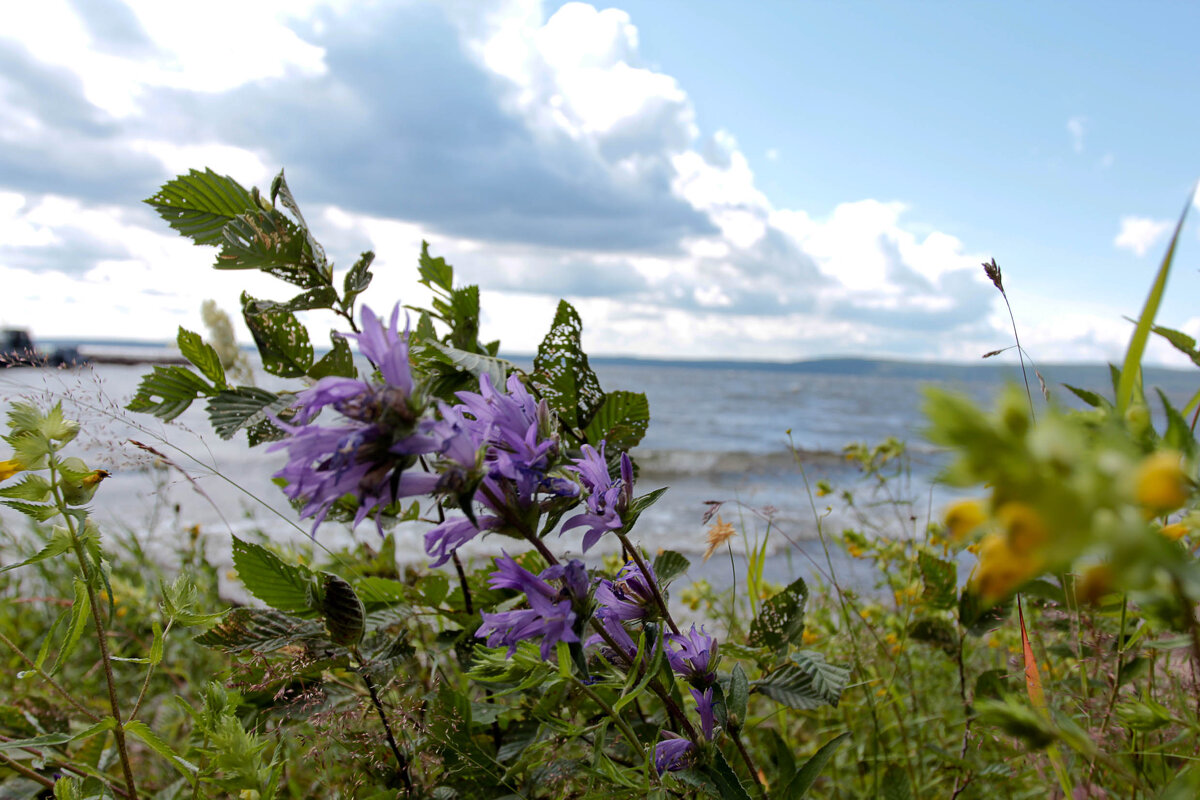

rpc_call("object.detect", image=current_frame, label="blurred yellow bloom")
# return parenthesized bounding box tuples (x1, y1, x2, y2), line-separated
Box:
(971, 532, 1041, 602)
(702, 516, 737, 562)
(1077, 563, 1115, 605)
(1135, 451, 1190, 514)
(1160, 522, 1188, 542)
(997, 502, 1048, 555)
(847, 545, 864, 558)
(0, 459, 21, 481)
(802, 630, 819, 645)
(944, 499, 986, 542)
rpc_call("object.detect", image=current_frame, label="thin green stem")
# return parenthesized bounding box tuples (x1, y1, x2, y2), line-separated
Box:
(730, 732, 767, 799)
(353, 646, 413, 795)
(0, 628, 101, 721)
(569, 674, 645, 763)
(49, 459, 140, 800)
(0, 750, 55, 788)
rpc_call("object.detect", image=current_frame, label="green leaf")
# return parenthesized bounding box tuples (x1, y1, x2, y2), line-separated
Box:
(49, 579, 91, 676)
(321, 573, 365, 647)
(343, 250, 375, 307)
(356, 576, 410, 607)
(753, 650, 848, 710)
(652, 550, 691, 586)
(418, 240, 454, 293)
(270, 168, 329, 279)
(582, 391, 650, 451)
(781, 732, 849, 799)
(194, 607, 327, 653)
(1117, 188, 1193, 412)
(231, 536, 318, 617)
(177, 327, 226, 387)
(1150, 323, 1200, 368)
(206, 386, 293, 441)
(243, 287, 339, 315)
(727, 663, 749, 730)
(0, 473, 51, 502)
(241, 293, 315, 377)
(429, 342, 510, 389)
(881, 765, 913, 800)
(958, 589, 1012, 636)
(918, 551, 957, 609)
(907, 617, 958, 655)
(698, 749, 753, 800)
(748, 577, 808, 653)
(309, 333, 356, 380)
(124, 719, 198, 777)
(1158, 388, 1197, 459)
(531, 300, 605, 431)
(1, 500, 58, 522)
(218, 209, 325, 289)
(0, 525, 71, 574)
(144, 168, 255, 246)
(126, 365, 217, 421)
(1062, 383, 1109, 409)
(622, 486, 668, 531)
(149, 620, 164, 666)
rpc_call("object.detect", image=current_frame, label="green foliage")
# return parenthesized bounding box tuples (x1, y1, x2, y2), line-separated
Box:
(532, 300, 606, 434)
(753, 651, 849, 710)
(230, 536, 319, 618)
(748, 577, 808, 653)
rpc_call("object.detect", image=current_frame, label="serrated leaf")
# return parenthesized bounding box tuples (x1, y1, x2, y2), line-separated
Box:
(582, 391, 650, 451)
(0, 473, 51, 502)
(356, 576, 410, 606)
(652, 550, 690, 586)
(343, 250, 375, 306)
(49, 579, 90, 676)
(219, 209, 325, 289)
(531, 300, 605, 432)
(206, 386, 292, 441)
(918, 551, 957, 609)
(124, 719, 198, 777)
(231, 536, 318, 617)
(309, 334, 356, 380)
(1150, 323, 1200, 368)
(753, 650, 848, 710)
(126, 366, 216, 421)
(241, 294, 314, 377)
(782, 732, 849, 799)
(194, 607, 327, 652)
(429, 342, 510, 389)
(1, 500, 58, 521)
(321, 573, 365, 647)
(177, 327, 225, 387)
(144, 168, 255, 246)
(727, 663, 749, 730)
(243, 287, 339, 315)
(270, 168, 329, 279)
(0, 526, 71, 574)
(748, 577, 808, 653)
(418, 241, 454, 293)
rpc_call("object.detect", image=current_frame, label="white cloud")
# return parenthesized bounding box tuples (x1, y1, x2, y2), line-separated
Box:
(1114, 216, 1171, 257)
(1067, 115, 1086, 154)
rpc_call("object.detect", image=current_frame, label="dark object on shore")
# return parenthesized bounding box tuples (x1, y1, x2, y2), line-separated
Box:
(1, 328, 88, 368)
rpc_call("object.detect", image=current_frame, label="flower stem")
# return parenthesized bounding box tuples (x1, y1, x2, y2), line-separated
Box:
(569, 674, 645, 763)
(353, 647, 413, 795)
(731, 732, 767, 799)
(614, 532, 681, 636)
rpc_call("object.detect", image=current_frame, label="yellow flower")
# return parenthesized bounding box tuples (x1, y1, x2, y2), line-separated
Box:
(0, 459, 21, 482)
(1135, 451, 1190, 514)
(970, 532, 1040, 602)
(802, 630, 819, 645)
(1160, 522, 1188, 541)
(1076, 563, 1115, 605)
(997, 502, 1048, 555)
(702, 516, 737, 562)
(944, 499, 986, 542)
(847, 545, 864, 559)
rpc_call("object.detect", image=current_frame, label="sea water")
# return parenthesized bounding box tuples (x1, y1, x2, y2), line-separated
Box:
(2, 355, 1196, 592)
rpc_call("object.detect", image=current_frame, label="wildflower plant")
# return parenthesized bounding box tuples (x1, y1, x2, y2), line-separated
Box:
(106, 167, 850, 798)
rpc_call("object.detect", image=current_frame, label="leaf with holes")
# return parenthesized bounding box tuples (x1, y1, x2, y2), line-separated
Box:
(429, 342, 510, 389)
(753, 650, 848, 710)
(532, 300, 605, 431)
(270, 168, 328, 278)
(144, 168, 255, 246)
(309, 333, 356, 380)
(220, 209, 326, 288)
(343, 250, 375, 307)
(241, 293, 314, 377)
(582, 391, 649, 451)
(231, 536, 319, 617)
(748, 577, 808, 653)
(126, 366, 217, 421)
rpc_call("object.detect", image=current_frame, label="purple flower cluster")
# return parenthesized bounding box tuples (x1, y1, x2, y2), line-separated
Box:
(595, 560, 657, 621)
(424, 374, 578, 566)
(561, 443, 632, 552)
(654, 687, 718, 774)
(665, 625, 720, 687)
(476, 553, 589, 661)
(270, 306, 440, 532)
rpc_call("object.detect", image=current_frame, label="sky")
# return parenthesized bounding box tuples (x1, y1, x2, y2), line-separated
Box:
(1, 0, 1198, 364)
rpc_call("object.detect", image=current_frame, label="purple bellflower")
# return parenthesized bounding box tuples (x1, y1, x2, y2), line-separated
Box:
(666, 625, 720, 687)
(270, 305, 440, 533)
(476, 553, 589, 661)
(424, 374, 578, 566)
(561, 442, 633, 552)
(595, 559, 658, 621)
(654, 733, 694, 774)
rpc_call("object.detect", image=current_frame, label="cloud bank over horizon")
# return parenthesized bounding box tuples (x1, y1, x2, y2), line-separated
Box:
(0, 0, 1194, 365)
